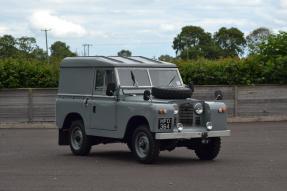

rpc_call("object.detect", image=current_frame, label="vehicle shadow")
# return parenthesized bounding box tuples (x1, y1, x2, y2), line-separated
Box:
(84, 150, 218, 166)
(88, 150, 135, 162)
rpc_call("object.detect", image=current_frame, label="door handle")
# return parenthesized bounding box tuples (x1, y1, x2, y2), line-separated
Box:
(93, 106, 96, 113)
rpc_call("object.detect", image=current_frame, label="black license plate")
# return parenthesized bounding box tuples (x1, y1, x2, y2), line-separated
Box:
(158, 118, 172, 130)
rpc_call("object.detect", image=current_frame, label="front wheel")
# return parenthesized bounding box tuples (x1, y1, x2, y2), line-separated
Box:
(132, 126, 160, 164)
(127, 140, 133, 152)
(194, 137, 221, 160)
(69, 120, 91, 156)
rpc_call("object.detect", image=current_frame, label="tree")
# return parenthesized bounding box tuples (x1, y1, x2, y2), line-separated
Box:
(15, 36, 39, 59)
(246, 27, 272, 55)
(50, 41, 76, 60)
(30, 47, 47, 61)
(258, 31, 287, 60)
(0, 35, 18, 58)
(257, 32, 287, 84)
(172, 26, 219, 60)
(117, 49, 132, 57)
(214, 27, 246, 58)
(17, 36, 37, 54)
(158, 55, 174, 62)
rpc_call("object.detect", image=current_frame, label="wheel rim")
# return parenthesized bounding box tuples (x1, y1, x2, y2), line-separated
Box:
(71, 126, 83, 150)
(135, 132, 150, 158)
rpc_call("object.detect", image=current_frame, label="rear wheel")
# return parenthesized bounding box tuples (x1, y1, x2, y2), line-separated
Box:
(132, 126, 160, 164)
(69, 120, 91, 156)
(194, 137, 221, 160)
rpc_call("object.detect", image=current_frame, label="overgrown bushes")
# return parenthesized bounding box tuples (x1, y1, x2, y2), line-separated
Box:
(0, 55, 286, 88)
(0, 58, 59, 88)
(176, 56, 287, 85)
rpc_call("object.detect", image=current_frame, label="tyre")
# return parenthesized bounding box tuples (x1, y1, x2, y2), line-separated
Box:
(69, 120, 91, 156)
(132, 126, 160, 164)
(127, 139, 133, 152)
(152, 87, 193, 99)
(194, 137, 221, 160)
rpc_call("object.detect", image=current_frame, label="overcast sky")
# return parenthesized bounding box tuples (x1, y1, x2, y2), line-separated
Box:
(0, 0, 286, 57)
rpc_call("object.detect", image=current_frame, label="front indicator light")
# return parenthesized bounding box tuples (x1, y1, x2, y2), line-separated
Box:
(218, 106, 227, 113)
(158, 108, 167, 114)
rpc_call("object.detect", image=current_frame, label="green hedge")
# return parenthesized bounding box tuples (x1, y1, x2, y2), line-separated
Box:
(0, 56, 286, 88)
(0, 58, 59, 88)
(176, 56, 287, 85)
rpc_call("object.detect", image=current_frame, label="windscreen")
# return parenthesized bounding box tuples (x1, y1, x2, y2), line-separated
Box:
(149, 69, 182, 87)
(118, 69, 151, 87)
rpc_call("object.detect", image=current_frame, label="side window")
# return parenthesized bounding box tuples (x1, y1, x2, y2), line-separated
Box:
(95, 70, 105, 93)
(95, 69, 115, 95)
(105, 70, 115, 86)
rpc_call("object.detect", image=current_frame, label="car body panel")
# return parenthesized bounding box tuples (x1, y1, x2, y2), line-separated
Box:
(56, 56, 229, 141)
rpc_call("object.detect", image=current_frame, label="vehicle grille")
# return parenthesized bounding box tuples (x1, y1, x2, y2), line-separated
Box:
(178, 103, 194, 126)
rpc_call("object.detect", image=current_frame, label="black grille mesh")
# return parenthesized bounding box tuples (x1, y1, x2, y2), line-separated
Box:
(179, 103, 194, 125)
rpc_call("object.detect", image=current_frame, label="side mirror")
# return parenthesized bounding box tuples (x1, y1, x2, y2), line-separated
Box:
(106, 83, 116, 96)
(143, 90, 151, 101)
(215, 90, 223, 100)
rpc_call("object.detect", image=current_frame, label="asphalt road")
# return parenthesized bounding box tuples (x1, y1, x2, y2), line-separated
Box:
(0, 122, 287, 191)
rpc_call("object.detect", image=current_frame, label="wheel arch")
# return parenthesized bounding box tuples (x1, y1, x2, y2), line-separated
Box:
(58, 112, 84, 145)
(124, 115, 150, 142)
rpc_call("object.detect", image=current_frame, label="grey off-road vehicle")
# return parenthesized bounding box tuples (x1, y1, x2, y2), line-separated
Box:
(56, 56, 230, 164)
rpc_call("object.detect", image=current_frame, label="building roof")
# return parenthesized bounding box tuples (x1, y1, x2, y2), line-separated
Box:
(60, 56, 177, 68)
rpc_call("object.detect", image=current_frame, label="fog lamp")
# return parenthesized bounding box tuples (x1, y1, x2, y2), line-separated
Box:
(206, 122, 213, 130)
(177, 123, 183, 132)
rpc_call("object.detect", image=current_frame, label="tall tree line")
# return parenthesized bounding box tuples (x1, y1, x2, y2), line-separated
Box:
(0, 35, 76, 62)
(170, 26, 271, 60)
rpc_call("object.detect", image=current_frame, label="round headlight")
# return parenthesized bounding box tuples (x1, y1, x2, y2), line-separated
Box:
(173, 104, 179, 115)
(194, 103, 203, 115)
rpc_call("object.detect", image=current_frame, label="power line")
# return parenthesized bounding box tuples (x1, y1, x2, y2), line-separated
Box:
(82, 44, 93, 56)
(92, 42, 170, 46)
(41, 28, 51, 64)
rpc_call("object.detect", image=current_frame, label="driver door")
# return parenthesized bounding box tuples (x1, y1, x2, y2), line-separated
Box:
(90, 69, 117, 131)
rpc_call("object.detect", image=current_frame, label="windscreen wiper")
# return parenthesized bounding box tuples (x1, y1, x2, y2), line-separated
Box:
(167, 74, 176, 86)
(130, 70, 139, 87)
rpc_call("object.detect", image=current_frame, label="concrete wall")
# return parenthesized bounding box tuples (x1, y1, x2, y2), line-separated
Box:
(0, 89, 57, 123)
(193, 85, 287, 122)
(0, 85, 287, 123)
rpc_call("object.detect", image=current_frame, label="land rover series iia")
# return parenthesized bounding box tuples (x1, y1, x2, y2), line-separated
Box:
(56, 56, 230, 163)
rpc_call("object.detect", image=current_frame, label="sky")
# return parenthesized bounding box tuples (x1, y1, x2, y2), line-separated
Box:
(0, 0, 287, 58)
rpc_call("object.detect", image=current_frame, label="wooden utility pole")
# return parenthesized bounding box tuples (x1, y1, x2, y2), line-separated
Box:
(41, 29, 51, 64)
(82, 44, 92, 56)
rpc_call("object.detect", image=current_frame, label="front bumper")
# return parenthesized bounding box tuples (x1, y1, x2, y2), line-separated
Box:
(155, 130, 231, 140)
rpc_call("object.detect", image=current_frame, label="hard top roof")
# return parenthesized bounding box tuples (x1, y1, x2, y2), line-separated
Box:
(60, 56, 177, 68)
